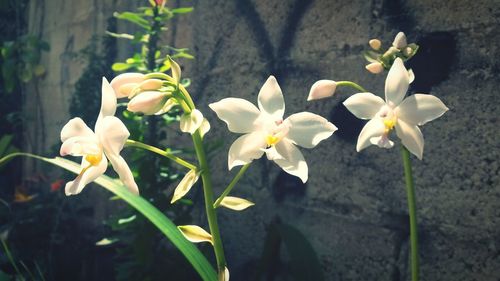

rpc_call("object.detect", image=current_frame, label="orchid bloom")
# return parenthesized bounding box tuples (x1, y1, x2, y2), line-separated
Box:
(343, 58, 448, 159)
(209, 76, 337, 183)
(60, 78, 139, 195)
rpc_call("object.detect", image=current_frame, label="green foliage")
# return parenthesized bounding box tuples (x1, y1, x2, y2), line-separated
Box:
(0, 153, 218, 281)
(0, 35, 49, 93)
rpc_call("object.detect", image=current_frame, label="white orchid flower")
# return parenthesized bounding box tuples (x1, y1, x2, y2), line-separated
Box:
(343, 58, 448, 159)
(209, 76, 337, 183)
(60, 77, 139, 195)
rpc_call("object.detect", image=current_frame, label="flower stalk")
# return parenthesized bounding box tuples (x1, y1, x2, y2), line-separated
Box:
(401, 145, 419, 281)
(191, 130, 227, 277)
(125, 139, 197, 170)
(213, 163, 251, 208)
(335, 81, 368, 92)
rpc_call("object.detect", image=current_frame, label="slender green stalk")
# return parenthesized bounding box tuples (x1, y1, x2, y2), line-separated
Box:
(1, 239, 22, 277)
(191, 130, 226, 277)
(336, 81, 368, 92)
(401, 145, 419, 281)
(125, 139, 197, 170)
(214, 163, 251, 208)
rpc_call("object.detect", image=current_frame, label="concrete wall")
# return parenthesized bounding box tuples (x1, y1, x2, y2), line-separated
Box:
(26, 0, 500, 280)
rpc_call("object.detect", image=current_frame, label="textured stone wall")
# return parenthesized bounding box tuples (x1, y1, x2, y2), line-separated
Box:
(26, 0, 500, 280)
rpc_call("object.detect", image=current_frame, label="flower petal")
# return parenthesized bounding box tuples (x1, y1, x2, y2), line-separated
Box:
(180, 109, 204, 134)
(307, 80, 337, 101)
(209, 98, 261, 133)
(155, 98, 178, 115)
(199, 118, 211, 138)
(60, 136, 100, 156)
(60, 117, 95, 142)
(219, 196, 255, 211)
(127, 91, 168, 115)
(171, 169, 200, 203)
(177, 225, 213, 244)
(396, 94, 448, 126)
(272, 139, 308, 183)
(385, 58, 409, 106)
(65, 155, 108, 195)
(395, 119, 424, 160)
(343, 92, 385, 120)
(356, 118, 386, 152)
(97, 116, 130, 156)
(392, 32, 407, 49)
(107, 153, 139, 195)
(258, 76, 285, 119)
(285, 112, 337, 148)
(110, 73, 145, 98)
(100, 77, 117, 118)
(228, 132, 266, 170)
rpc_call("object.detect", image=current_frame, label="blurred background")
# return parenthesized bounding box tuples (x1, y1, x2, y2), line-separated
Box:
(0, 0, 499, 280)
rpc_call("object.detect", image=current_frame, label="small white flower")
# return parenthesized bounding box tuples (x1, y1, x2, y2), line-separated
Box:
(343, 58, 448, 159)
(60, 78, 139, 195)
(209, 76, 337, 183)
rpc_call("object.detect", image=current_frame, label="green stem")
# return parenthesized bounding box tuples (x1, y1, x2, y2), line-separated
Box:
(401, 145, 419, 281)
(1, 239, 22, 276)
(125, 139, 197, 171)
(191, 131, 226, 277)
(336, 81, 368, 92)
(213, 164, 251, 208)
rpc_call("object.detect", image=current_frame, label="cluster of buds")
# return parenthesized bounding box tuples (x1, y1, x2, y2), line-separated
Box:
(110, 57, 209, 136)
(364, 32, 419, 74)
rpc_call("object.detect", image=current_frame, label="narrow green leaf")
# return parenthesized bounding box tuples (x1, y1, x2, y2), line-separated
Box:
(171, 7, 194, 14)
(114, 12, 150, 30)
(0, 153, 217, 281)
(112, 62, 132, 72)
(0, 135, 14, 157)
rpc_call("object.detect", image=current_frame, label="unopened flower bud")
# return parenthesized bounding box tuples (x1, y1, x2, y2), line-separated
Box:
(127, 91, 168, 115)
(139, 79, 163, 91)
(392, 32, 407, 49)
(307, 80, 337, 101)
(110, 73, 145, 98)
(369, 39, 381, 50)
(180, 109, 203, 134)
(119, 83, 140, 98)
(403, 46, 413, 57)
(365, 62, 384, 74)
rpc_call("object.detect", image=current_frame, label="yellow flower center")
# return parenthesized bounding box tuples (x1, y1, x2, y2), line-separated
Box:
(78, 153, 103, 176)
(383, 117, 397, 134)
(266, 135, 281, 146)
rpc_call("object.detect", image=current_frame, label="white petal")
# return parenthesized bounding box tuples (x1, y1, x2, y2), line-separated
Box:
(60, 117, 95, 142)
(107, 153, 139, 195)
(369, 135, 394, 149)
(285, 112, 337, 148)
(97, 116, 130, 156)
(228, 132, 266, 170)
(395, 119, 424, 160)
(356, 118, 386, 152)
(385, 58, 409, 106)
(257, 76, 285, 119)
(60, 136, 100, 156)
(272, 139, 308, 183)
(392, 32, 407, 49)
(396, 94, 449, 126)
(408, 69, 415, 84)
(209, 98, 261, 133)
(177, 225, 213, 244)
(65, 155, 108, 195)
(110, 73, 145, 98)
(127, 91, 168, 115)
(100, 77, 117, 118)
(223, 267, 230, 281)
(365, 62, 384, 74)
(139, 79, 163, 91)
(307, 80, 337, 101)
(343, 92, 386, 120)
(180, 109, 204, 134)
(199, 118, 211, 138)
(96, 116, 137, 194)
(171, 169, 200, 203)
